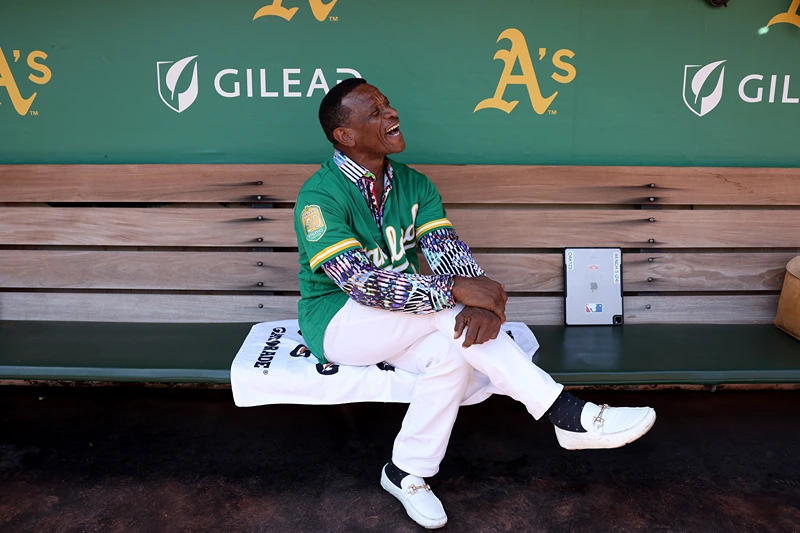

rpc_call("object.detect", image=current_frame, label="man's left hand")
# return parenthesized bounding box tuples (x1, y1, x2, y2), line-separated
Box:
(454, 306, 502, 348)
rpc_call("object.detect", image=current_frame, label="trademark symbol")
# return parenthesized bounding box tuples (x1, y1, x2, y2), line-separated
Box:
(263, 369, 269, 375)
(329, 15, 338, 21)
(29, 110, 39, 116)
(548, 109, 557, 115)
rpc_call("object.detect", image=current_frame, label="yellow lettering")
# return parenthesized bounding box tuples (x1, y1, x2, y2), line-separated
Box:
(0, 47, 35, 116)
(366, 246, 387, 267)
(473, 28, 558, 115)
(309, 0, 338, 21)
(254, 0, 337, 22)
(768, 0, 800, 28)
(27, 51, 51, 85)
(254, 0, 299, 21)
(474, 28, 556, 115)
(551, 49, 576, 84)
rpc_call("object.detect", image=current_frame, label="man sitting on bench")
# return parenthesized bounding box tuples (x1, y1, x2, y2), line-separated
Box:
(294, 78, 656, 529)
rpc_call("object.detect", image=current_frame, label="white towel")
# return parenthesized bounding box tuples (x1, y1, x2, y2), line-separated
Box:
(231, 320, 539, 408)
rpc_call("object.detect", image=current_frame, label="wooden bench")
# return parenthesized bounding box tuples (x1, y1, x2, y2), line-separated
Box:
(1, 164, 799, 385)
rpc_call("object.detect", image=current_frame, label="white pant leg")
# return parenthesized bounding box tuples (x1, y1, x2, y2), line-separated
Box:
(324, 300, 474, 477)
(323, 299, 440, 365)
(386, 331, 473, 477)
(323, 299, 564, 477)
(431, 306, 564, 420)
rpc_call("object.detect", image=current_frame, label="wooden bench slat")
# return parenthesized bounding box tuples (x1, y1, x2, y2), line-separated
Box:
(0, 251, 297, 291)
(0, 292, 779, 324)
(452, 210, 800, 248)
(424, 165, 800, 206)
(482, 253, 794, 292)
(0, 293, 301, 323)
(0, 207, 286, 247)
(622, 295, 780, 324)
(3, 165, 800, 205)
(1, 250, 561, 292)
(2, 207, 799, 248)
(623, 253, 795, 291)
(1, 251, 791, 293)
(0, 165, 309, 204)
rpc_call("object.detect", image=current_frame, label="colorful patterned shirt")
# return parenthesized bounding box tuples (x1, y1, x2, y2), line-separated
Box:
(294, 156, 483, 363)
(321, 150, 484, 314)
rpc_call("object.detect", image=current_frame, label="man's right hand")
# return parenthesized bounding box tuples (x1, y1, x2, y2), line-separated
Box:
(452, 276, 508, 323)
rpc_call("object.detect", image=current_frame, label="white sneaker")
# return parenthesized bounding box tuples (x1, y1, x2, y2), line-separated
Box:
(380, 465, 447, 529)
(555, 402, 656, 450)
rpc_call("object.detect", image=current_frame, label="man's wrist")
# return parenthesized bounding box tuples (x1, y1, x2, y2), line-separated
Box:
(451, 275, 466, 303)
(452, 275, 486, 304)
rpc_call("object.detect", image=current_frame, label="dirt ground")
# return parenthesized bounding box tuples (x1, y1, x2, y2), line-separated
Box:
(1, 387, 799, 533)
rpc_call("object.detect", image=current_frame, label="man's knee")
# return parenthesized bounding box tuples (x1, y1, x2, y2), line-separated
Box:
(420, 333, 473, 380)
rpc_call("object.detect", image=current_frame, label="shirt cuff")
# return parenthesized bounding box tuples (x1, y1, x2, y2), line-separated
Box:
(431, 274, 456, 311)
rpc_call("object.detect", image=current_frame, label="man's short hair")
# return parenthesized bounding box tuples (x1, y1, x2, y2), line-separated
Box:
(319, 77, 367, 144)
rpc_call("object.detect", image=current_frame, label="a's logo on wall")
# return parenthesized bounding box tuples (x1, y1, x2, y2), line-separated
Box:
(682, 60, 726, 117)
(768, 0, 800, 29)
(0, 47, 52, 116)
(156, 55, 199, 113)
(474, 28, 576, 116)
(254, 0, 339, 22)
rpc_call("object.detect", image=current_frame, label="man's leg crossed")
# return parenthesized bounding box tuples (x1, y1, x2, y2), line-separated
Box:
(431, 304, 564, 419)
(322, 300, 655, 528)
(324, 300, 472, 477)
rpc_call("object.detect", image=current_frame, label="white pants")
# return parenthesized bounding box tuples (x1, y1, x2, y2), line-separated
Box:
(323, 300, 564, 478)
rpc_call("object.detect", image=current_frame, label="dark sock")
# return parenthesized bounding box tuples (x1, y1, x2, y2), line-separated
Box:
(385, 461, 411, 488)
(545, 391, 587, 433)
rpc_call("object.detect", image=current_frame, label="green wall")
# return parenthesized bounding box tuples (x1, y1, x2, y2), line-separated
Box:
(1, 0, 799, 165)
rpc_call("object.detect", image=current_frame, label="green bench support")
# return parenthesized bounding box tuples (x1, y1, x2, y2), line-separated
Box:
(1, 321, 797, 386)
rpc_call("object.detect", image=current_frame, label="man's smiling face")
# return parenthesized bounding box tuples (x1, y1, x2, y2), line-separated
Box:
(335, 84, 405, 158)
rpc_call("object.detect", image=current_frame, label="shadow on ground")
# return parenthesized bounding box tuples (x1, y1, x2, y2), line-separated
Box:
(1, 388, 799, 532)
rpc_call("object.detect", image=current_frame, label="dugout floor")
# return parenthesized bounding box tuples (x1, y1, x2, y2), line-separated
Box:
(1, 387, 799, 532)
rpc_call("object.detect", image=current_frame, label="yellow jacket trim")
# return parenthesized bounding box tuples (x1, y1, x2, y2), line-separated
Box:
(309, 238, 362, 270)
(416, 218, 453, 238)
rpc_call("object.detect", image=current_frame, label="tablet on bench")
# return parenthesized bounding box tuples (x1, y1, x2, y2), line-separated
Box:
(564, 248, 623, 326)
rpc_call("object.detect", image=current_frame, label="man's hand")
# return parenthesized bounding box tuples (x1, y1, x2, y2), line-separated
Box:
(452, 276, 508, 322)
(454, 306, 503, 348)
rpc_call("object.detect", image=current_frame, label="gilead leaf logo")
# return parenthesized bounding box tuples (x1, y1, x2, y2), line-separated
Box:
(682, 60, 726, 117)
(156, 55, 199, 113)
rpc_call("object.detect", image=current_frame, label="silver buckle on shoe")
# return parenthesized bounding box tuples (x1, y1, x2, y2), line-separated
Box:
(593, 404, 610, 430)
(407, 483, 431, 495)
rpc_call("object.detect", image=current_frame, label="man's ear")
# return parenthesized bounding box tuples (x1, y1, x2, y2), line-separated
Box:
(333, 127, 355, 147)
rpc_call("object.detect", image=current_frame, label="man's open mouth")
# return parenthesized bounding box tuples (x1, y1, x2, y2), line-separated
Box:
(385, 123, 401, 137)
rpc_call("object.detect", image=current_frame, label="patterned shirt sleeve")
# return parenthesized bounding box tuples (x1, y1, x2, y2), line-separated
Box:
(419, 227, 485, 278)
(321, 249, 455, 314)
